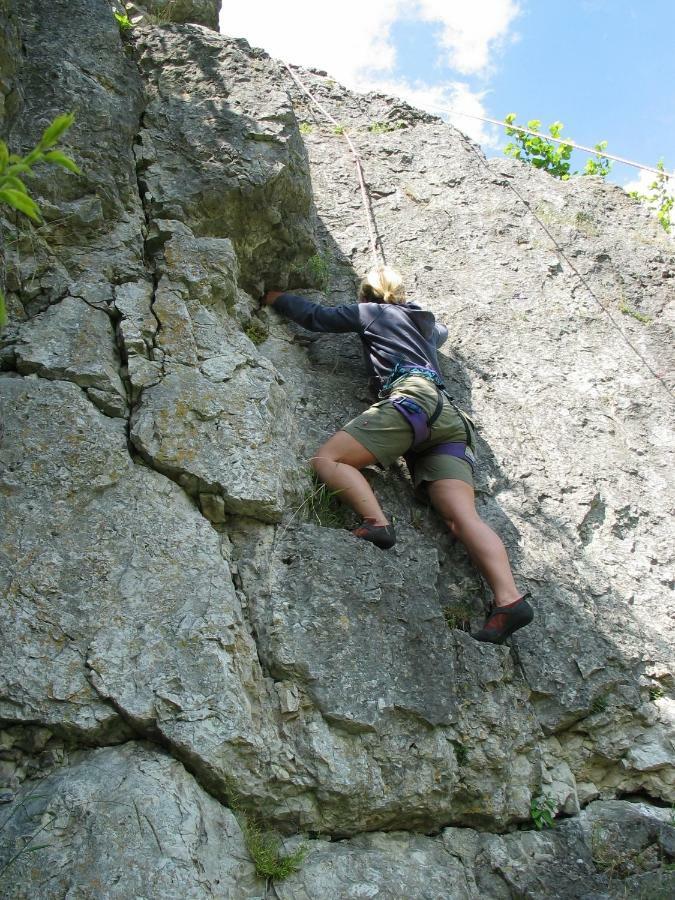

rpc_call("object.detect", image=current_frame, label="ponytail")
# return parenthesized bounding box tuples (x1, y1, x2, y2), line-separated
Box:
(359, 266, 405, 304)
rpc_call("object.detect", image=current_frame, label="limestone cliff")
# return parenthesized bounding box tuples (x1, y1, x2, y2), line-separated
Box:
(0, 1, 673, 897)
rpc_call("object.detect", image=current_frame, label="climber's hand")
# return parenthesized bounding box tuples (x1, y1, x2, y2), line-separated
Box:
(262, 290, 284, 306)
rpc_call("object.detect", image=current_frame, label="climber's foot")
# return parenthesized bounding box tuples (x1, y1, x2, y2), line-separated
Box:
(352, 520, 396, 550)
(472, 593, 533, 644)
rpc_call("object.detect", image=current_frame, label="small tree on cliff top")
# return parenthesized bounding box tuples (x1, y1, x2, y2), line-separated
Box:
(503, 113, 611, 180)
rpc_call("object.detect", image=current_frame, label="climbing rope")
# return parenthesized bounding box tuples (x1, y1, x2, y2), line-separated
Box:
(281, 62, 386, 272)
(461, 141, 675, 402)
(281, 62, 672, 401)
(424, 106, 673, 181)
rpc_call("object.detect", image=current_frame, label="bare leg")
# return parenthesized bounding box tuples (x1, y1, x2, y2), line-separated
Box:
(427, 478, 521, 607)
(311, 431, 388, 525)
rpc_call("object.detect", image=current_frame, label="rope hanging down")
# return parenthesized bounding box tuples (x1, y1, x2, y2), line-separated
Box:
(281, 62, 385, 272)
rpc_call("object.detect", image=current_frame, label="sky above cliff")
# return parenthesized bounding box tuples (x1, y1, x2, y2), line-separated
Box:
(220, 0, 674, 195)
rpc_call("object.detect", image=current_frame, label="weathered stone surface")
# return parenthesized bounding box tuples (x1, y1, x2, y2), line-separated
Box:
(14, 295, 127, 416)
(131, 0, 221, 31)
(128, 225, 304, 521)
(233, 522, 540, 830)
(133, 24, 317, 293)
(273, 800, 674, 900)
(0, 376, 271, 761)
(1, 0, 146, 311)
(0, 742, 261, 899)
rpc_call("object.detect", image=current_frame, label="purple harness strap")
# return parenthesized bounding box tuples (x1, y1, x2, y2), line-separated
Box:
(426, 441, 476, 470)
(389, 396, 430, 446)
(389, 393, 476, 472)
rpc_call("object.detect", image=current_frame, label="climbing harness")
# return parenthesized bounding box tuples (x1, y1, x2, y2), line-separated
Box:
(380, 364, 477, 470)
(281, 62, 385, 272)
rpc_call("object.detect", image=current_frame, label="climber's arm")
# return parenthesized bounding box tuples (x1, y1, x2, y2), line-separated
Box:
(263, 291, 362, 333)
(433, 322, 448, 348)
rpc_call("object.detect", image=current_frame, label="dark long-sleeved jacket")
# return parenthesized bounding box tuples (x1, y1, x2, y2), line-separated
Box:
(273, 293, 448, 387)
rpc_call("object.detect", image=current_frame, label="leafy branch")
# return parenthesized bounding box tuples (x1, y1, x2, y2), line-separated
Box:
(503, 113, 611, 181)
(629, 160, 672, 233)
(0, 112, 81, 326)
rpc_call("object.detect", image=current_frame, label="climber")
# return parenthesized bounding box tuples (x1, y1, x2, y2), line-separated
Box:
(262, 267, 533, 644)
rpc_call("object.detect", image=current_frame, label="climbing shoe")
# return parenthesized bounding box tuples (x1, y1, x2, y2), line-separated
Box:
(472, 593, 534, 644)
(352, 520, 397, 550)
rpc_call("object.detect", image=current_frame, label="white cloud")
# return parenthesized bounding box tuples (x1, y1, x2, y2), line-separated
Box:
(220, 1, 403, 88)
(219, 2, 519, 148)
(220, 1, 520, 85)
(623, 169, 656, 196)
(415, 0, 521, 75)
(623, 167, 674, 201)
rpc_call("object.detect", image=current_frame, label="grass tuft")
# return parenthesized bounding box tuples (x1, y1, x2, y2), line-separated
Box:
(239, 816, 307, 880)
(619, 302, 651, 324)
(442, 602, 473, 632)
(303, 252, 330, 291)
(244, 317, 268, 346)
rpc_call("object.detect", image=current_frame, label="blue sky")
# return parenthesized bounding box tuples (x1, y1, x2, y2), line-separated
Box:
(221, 1, 674, 192)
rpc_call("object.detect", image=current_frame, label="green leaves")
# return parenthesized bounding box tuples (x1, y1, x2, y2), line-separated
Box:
(0, 111, 82, 330)
(530, 794, 556, 830)
(0, 111, 80, 226)
(114, 12, 133, 31)
(43, 150, 82, 174)
(503, 113, 611, 181)
(628, 159, 673, 233)
(0, 188, 40, 220)
(38, 112, 76, 150)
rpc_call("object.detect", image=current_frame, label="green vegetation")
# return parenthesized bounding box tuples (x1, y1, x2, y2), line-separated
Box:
(299, 122, 313, 135)
(620, 303, 652, 325)
(244, 317, 269, 346)
(442, 602, 473, 632)
(649, 686, 665, 701)
(0, 784, 57, 879)
(238, 815, 307, 880)
(145, 1, 181, 25)
(332, 124, 346, 135)
(530, 794, 556, 830)
(114, 11, 133, 31)
(302, 474, 346, 528)
(304, 252, 330, 291)
(503, 114, 611, 181)
(590, 694, 609, 715)
(223, 778, 307, 882)
(368, 121, 406, 134)
(451, 740, 468, 765)
(0, 112, 81, 327)
(629, 160, 673, 233)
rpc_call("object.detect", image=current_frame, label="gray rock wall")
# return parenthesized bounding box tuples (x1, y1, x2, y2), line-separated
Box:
(0, 1, 673, 896)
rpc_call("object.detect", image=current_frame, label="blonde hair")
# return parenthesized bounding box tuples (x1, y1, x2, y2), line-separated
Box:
(359, 266, 405, 304)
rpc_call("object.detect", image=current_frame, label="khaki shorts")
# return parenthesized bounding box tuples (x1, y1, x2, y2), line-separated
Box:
(342, 376, 477, 488)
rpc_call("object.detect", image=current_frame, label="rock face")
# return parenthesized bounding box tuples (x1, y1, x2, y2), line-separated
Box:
(132, 0, 221, 32)
(0, 0, 673, 896)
